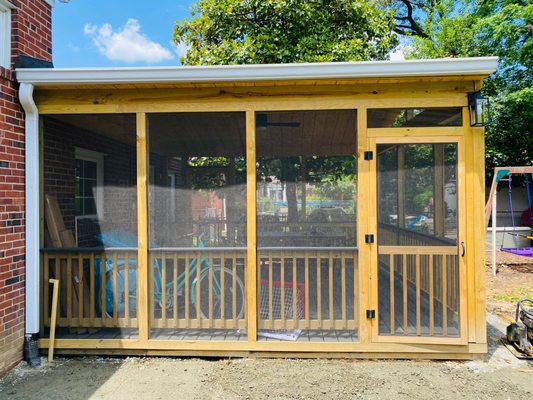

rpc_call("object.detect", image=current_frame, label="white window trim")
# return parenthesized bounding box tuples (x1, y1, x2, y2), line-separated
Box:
(75, 147, 104, 220)
(0, 0, 13, 69)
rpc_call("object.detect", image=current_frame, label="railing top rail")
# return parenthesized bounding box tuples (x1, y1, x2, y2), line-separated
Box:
(378, 222, 456, 246)
(150, 247, 247, 252)
(41, 247, 138, 253)
(258, 246, 358, 251)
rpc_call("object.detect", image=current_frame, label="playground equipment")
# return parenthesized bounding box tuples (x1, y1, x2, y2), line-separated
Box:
(485, 167, 533, 276)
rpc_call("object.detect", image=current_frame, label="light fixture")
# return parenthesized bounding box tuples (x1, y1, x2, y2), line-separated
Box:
(468, 91, 490, 127)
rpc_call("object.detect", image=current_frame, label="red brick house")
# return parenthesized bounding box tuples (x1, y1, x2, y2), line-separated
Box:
(0, 0, 53, 375)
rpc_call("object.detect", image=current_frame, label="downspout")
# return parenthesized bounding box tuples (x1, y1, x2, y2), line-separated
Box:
(19, 83, 41, 366)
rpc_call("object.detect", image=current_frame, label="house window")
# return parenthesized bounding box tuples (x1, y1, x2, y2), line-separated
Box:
(75, 148, 104, 218)
(0, 0, 12, 69)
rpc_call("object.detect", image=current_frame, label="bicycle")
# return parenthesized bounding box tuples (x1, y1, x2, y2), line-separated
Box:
(100, 232, 245, 322)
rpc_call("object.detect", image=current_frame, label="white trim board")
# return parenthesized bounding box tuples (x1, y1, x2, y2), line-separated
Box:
(0, 0, 12, 69)
(19, 83, 40, 335)
(16, 57, 499, 86)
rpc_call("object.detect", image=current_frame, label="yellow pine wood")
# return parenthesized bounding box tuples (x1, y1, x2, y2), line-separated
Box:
(136, 112, 149, 342)
(245, 111, 257, 341)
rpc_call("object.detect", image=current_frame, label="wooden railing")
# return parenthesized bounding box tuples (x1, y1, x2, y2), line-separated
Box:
(42, 248, 138, 329)
(257, 248, 358, 331)
(149, 248, 247, 330)
(378, 223, 456, 247)
(378, 224, 460, 337)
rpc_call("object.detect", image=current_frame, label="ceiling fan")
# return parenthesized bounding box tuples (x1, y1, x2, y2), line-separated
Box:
(256, 113, 301, 129)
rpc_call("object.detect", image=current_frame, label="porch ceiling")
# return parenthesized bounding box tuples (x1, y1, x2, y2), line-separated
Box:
(50, 110, 358, 157)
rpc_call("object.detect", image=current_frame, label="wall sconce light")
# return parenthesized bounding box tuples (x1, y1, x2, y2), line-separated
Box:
(468, 91, 490, 127)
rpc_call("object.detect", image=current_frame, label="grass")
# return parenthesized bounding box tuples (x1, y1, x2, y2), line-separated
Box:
(494, 286, 533, 303)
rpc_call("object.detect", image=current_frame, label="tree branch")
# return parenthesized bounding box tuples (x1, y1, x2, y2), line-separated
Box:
(394, 0, 429, 38)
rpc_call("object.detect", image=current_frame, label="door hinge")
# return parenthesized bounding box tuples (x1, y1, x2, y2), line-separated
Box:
(366, 309, 376, 319)
(365, 234, 374, 244)
(364, 151, 373, 160)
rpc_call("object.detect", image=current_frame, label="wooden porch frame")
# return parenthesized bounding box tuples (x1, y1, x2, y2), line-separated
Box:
(36, 79, 488, 357)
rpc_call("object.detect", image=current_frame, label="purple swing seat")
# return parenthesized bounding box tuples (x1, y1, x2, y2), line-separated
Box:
(501, 247, 533, 257)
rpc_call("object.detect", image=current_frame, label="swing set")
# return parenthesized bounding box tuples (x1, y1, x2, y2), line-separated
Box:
(485, 167, 533, 276)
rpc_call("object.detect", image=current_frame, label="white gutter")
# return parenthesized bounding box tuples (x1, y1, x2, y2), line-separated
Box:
(16, 57, 498, 86)
(19, 83, 40, 336)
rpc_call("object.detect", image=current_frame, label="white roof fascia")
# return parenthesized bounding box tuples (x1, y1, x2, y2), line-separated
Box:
(16, 57, 498, 86)
(44, 0, 54, 7)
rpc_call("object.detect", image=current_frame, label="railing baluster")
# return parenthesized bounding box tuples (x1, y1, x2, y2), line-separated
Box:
(429, 255, 435, 336)
(113, 253, 118, 325)
(90, 253, 95, 325)
(442, 255, 448, 336)
(341, 255, 346, 329)
(161, 253, 167, 327)
(173, 254, 178, 325)
(268, 253, 273, 328)
(66, 255, 72, 326)
(232, 253, 237, 327)
(280, 252, 285, 330)
(403, 254, 408, 335)
(78, 254, 83, 325)
(390, 254, 395, 335)
(101, 254, 106, 325)
(317, 256, 322, 328)
(292, 255, 297, 328)
(208, 254, 213, 328)
(125, 254, 130, 326)
(196, 251, 201, 327)
(185, 254, 190, 328)
(329, 253, 334, 327)
(304, 254, 309, 330)
(416, 254, 421, 336)
(220, 255, 225, 328)
(44, 254, 50, 326)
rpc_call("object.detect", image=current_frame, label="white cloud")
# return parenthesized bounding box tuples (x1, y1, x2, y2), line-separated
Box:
(389, 48, 405, 61)
(172, 41, 190, 62)
(84, 19, 173, 63)
(389, 45, 414, 61)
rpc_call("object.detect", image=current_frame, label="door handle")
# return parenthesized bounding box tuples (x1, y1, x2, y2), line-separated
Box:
(461, 241, 466, 257)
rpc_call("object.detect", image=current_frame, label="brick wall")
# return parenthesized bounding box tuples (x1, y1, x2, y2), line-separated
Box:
(43, 116, 138, 247)
(0, 0, 52, 376)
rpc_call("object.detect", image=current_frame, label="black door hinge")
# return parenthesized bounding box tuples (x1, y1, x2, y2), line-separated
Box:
(364, 151, 373, 160)
(366, 309, 376, 319)
(365, 234, 374, 244)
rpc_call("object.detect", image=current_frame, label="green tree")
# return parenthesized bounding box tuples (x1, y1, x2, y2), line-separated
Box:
(397, 0, 533, 181)
(173, 0, 399, 65)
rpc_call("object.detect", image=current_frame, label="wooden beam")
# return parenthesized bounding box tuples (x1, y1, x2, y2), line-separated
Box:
(36, 337, 487, 355)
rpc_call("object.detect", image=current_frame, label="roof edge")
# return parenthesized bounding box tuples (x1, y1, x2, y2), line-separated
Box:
(16, 57, 498, 86)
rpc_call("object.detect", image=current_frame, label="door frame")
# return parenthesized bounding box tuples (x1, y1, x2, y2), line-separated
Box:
(368, 133, 468, 345)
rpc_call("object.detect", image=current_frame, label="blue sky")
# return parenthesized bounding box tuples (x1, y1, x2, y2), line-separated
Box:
(52, 0, 196, 67)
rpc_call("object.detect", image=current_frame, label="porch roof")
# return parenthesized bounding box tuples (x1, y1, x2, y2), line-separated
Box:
(16, 57, 498, 87)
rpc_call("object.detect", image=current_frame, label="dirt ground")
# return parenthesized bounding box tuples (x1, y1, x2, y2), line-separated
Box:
(486, 248, 533, 322)
(0, 353, 532, 400)
(1, 248, 531, 400)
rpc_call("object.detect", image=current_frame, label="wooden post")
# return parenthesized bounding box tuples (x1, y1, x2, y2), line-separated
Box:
(245, 111, 257, 342)
(136, 112, 150, 342)
(492, 183, 497, 277)
(48, 279, 59, 362)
